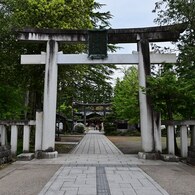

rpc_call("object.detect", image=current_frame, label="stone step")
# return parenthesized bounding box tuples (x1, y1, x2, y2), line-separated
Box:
(17, 153, 34, 161)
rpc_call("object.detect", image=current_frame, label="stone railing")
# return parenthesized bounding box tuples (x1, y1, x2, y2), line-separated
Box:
(0, 112, 43, 157)
(0, 120, 35, 156)
(162, 120, 195, 158)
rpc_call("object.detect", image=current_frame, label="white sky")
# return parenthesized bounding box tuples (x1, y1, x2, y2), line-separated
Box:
(98, 0, 158, 28)
(98, 0, 158, 53)
(96, 0, 164, 84)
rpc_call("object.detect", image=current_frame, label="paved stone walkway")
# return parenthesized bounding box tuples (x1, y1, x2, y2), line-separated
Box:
(34, 130, 170, 195)
(71, 130, 122, 155)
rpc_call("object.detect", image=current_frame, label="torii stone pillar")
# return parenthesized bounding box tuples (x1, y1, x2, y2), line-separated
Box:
(83, 106, 87, 126)
(137, 37, 154, 152)
(42, 40, 58, 151)
(137, 36, 162, 154)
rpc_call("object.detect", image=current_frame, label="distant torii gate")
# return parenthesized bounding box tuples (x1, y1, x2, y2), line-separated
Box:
(72, 102, 112, 125)
(17, 24, 185, 158)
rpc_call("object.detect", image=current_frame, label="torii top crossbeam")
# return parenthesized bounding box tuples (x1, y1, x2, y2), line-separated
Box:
(17, 24, 186, 43)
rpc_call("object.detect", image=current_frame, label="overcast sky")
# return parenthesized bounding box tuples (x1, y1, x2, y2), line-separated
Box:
(96, 0, 161, 83)
(98, 0, 157, 28)
(98, 0, 158, 53)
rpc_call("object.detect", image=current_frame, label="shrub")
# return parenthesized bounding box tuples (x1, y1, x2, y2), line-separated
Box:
(104, 122, 117, 135)
(73, 123, 85, 134)
(103, 113, 117, 135)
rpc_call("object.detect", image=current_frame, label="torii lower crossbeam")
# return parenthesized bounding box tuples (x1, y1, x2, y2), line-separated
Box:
(21, 53, 176, 65)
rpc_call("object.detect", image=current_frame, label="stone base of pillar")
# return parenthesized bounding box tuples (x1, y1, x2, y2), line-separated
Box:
(35, 150, 58, 159)
(160, 154, 180, 162)
(17, 153, 35, 161)
(138, 152, 161, 160)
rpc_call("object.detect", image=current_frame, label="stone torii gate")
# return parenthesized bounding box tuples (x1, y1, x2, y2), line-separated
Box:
(72, 102, 112, 126)
(17, 24, 185, 158)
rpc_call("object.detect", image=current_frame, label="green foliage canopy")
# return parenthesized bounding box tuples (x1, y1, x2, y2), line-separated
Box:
(112, 66, 139, 124)
(0, 0, 115, 119)
(147, 0, 195, 120)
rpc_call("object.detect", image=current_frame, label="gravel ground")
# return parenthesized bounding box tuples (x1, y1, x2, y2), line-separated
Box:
(0, 135, 84, 195)
(140, 164, 195, 195)
(107, 136, 143, 154)
(0, 163, 61, 195)
(108, 135, 195, 195)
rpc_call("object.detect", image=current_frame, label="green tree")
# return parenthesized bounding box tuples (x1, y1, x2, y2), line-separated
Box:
(149, 0, 195, 120)
(147, 64, 189, 120)
(0, 0, 115, 119)
(0, 86, 25, 119)
(57, 64, 115, 117)
(112, 66, 139, 124)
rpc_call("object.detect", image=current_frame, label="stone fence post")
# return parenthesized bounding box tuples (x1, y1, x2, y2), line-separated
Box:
(11, 125, 18, 155)
(35, 111, 43, 151)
